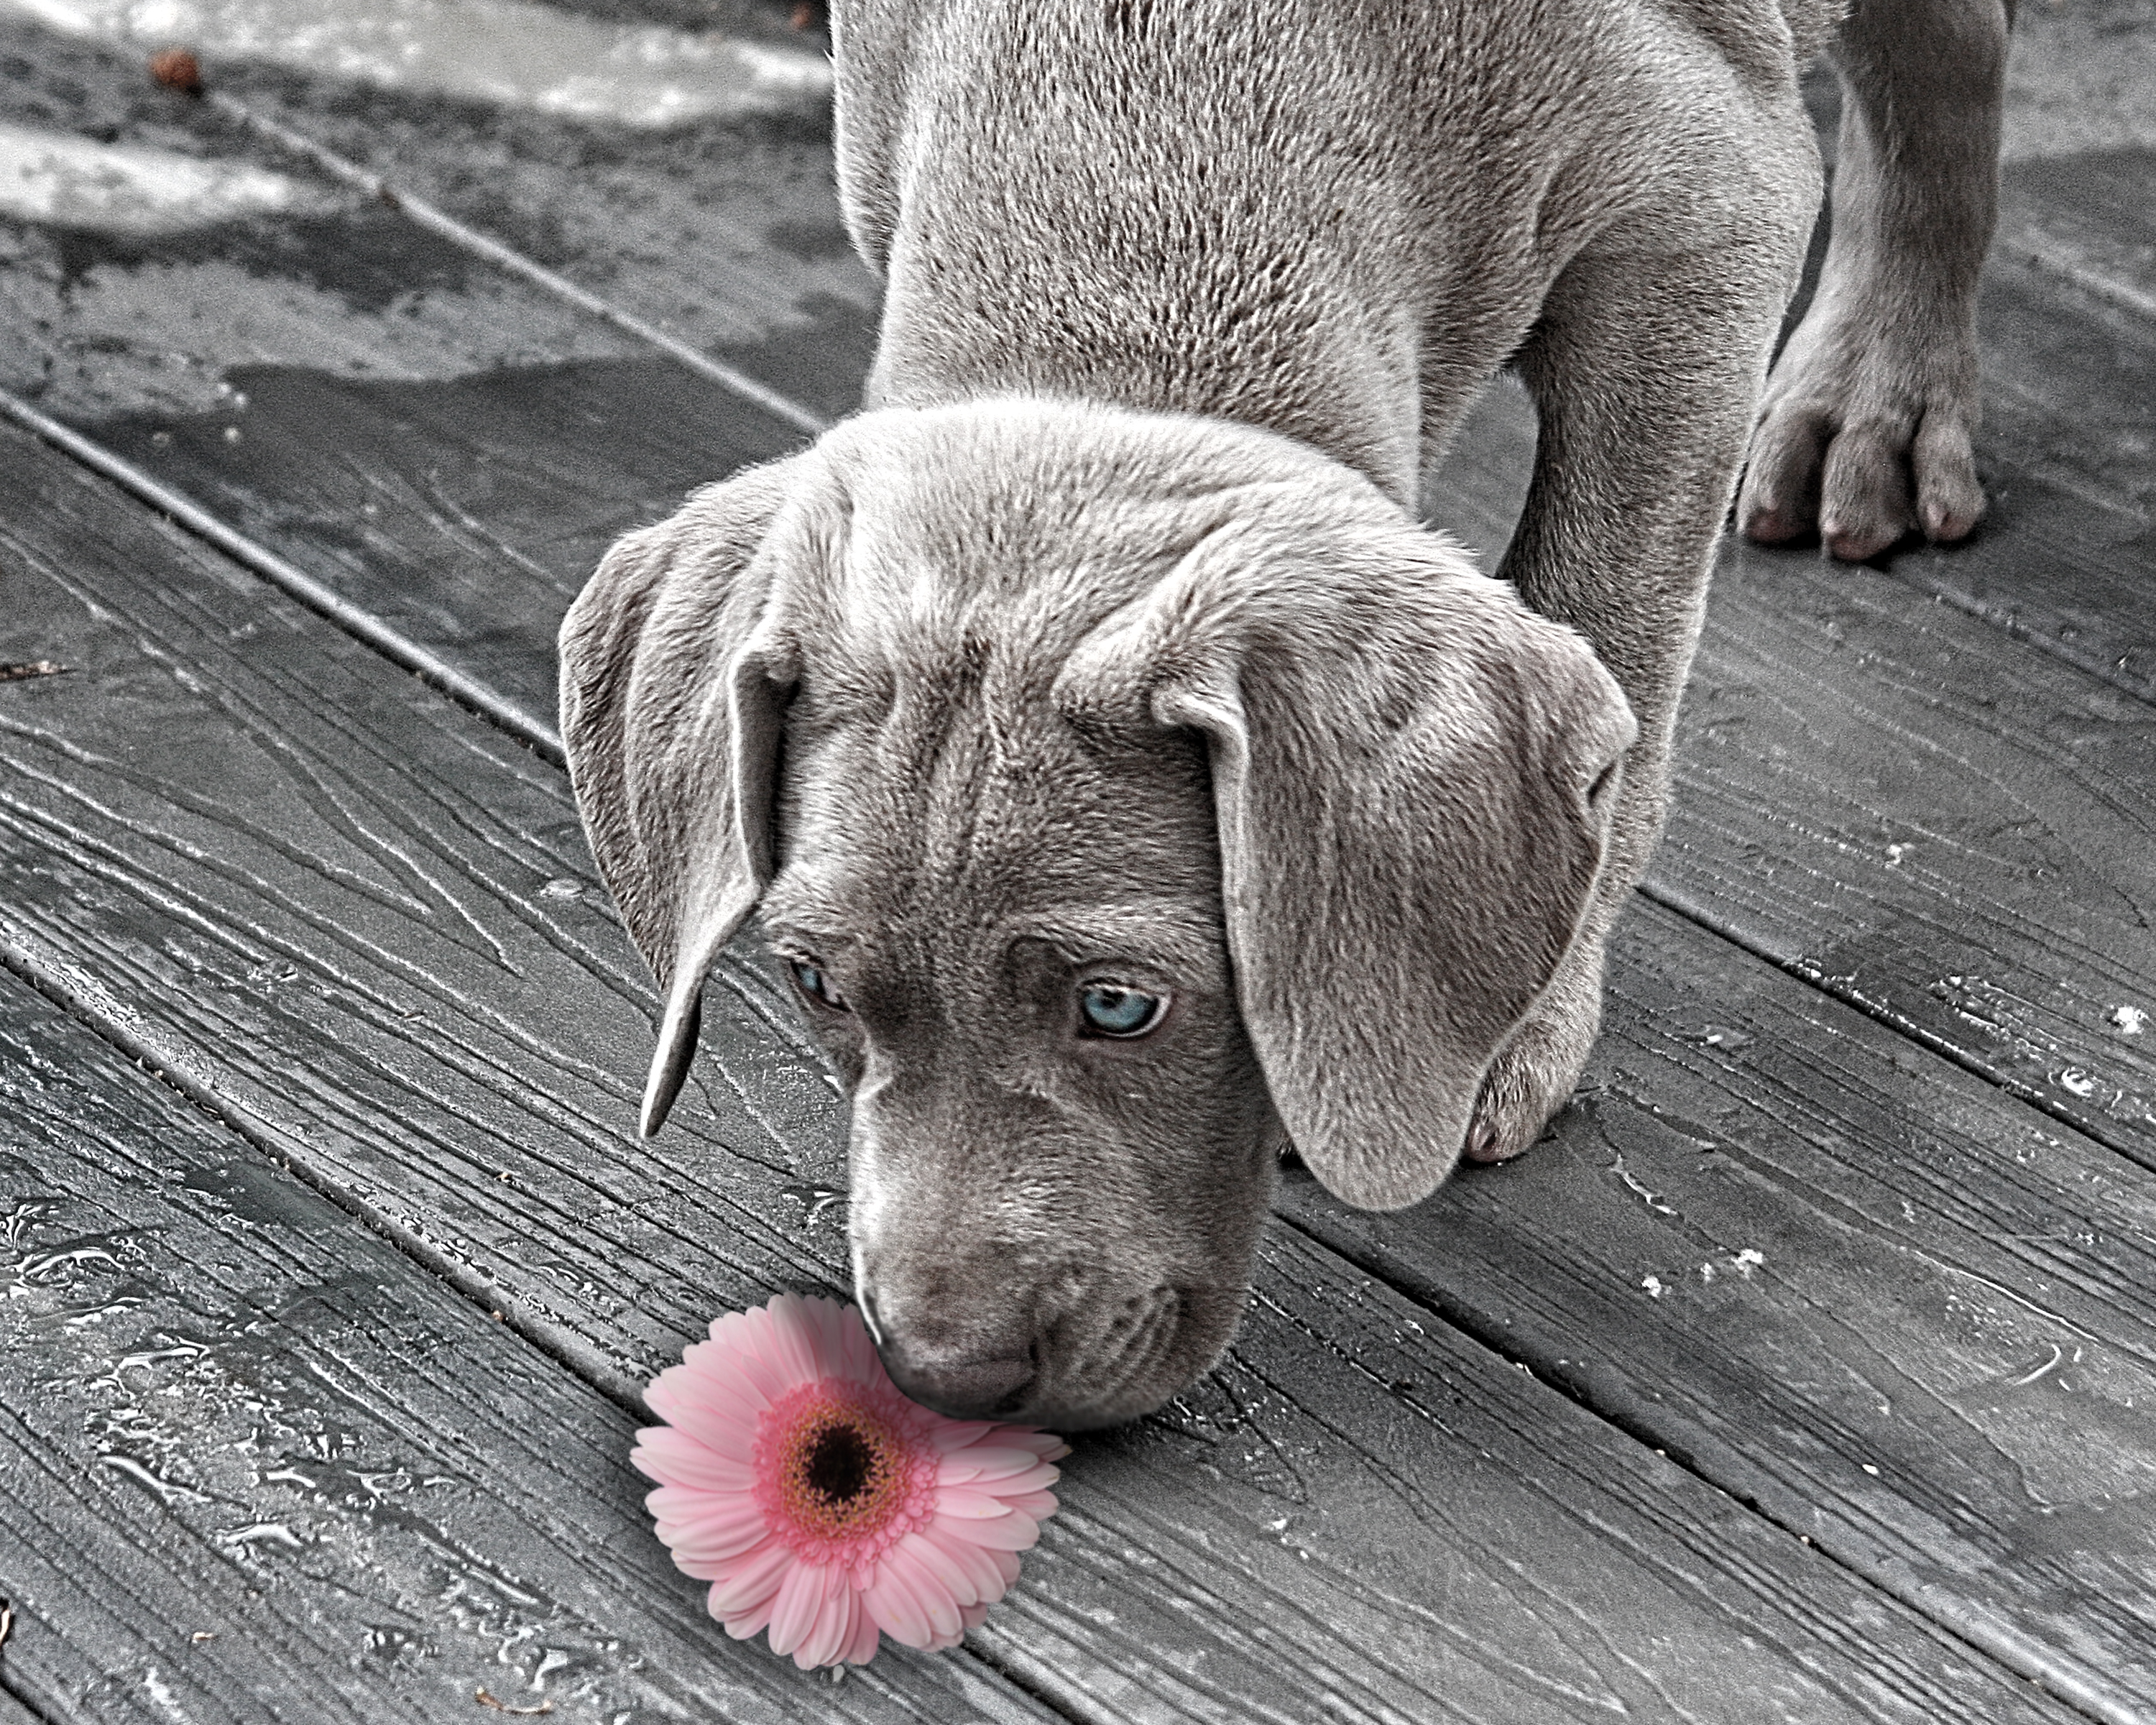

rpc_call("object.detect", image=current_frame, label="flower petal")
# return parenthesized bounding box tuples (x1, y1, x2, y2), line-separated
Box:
(719, 1587, 778, 1642)
(835, 1305, 885, 1384)
(663, 1335, 778, 1422)
(794, 1573, 856, 1670)
(896, 1529, 979, 1607)
(919, 1524, 1010, 1607)
(978, 1462, 1062, 1499)
(640, 1394, 760, 1466)
(998, 1489, 1060, 1519)
(632, 1427, 755, 1492)
(766, 1554, 830, 1659)
(759, 1294, 829, 1385)
(862, 1563, 934, 1650)
(843, 1595, 883, 1665)
(934, 1485, 1026, 1519)
(713, 1310, 796, 1405)
(997, 1429, 1070, 1460)
(957, 1510, 1044, 1552)
(928, 1419, 998, 1453)
(704, 1535, 796, 1618)
(653, 1496, 773, 1569)
(938, 1445, 1054, 1484)
(882, 1540, 963, 1641)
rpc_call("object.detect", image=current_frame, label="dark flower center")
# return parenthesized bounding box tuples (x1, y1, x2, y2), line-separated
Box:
(804, 1422, 875, 1503)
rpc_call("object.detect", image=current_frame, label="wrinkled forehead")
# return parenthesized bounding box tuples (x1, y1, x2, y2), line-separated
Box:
(767, 664, 1222, 969)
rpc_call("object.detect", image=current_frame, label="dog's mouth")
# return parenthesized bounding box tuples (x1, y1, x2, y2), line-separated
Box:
(1021, 1284, 1189, 1429)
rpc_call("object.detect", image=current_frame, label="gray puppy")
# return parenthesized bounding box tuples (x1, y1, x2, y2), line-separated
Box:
(560, 0, 2009, 1427)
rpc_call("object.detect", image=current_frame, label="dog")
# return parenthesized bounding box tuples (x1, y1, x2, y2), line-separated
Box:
(558, 0, 2009, 1427)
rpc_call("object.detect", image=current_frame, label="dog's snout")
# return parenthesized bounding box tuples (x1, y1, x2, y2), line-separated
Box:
(880, 1335, 1038, 1420)
(858, 1261, 1042, 1417)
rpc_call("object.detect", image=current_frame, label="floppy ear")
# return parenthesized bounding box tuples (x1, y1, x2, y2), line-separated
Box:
(1059, 503, 1636, 1210)
(557, 451, 830, 1136)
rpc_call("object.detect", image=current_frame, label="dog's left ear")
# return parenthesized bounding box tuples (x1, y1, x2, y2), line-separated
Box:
(1057, 493, 1636, 1210)
(557, 449, 836, 1137)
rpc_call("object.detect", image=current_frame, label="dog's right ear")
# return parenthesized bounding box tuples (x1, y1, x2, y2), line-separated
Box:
(557, 450, 834, 1136)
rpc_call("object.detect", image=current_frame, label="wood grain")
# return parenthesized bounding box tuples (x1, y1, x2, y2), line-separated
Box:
(0, 976, 1057, 1725)
(81, 354, 806, 722)
(1284, 890, 2156, 1722)
(0, 416, 2086, 1724)
(205, 37, 885, 420)
(0, 1682, 48, 1725)
(1659, 535, 2156, 1167)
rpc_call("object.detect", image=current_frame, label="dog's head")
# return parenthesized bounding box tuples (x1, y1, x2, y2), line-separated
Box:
(560, 400, 1634, 1427)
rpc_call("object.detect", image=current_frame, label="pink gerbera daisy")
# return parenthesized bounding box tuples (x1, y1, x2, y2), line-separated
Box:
(634, 1294, 1069, 1669)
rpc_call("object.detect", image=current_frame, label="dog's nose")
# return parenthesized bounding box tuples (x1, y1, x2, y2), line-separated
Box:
(877, 1335, 1037, 1420)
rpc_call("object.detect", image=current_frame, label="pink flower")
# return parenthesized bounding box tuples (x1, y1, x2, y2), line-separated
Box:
(634, 1294, 1069, 1669)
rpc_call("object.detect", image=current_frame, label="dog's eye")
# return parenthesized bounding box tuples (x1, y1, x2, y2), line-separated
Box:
(1077, 983, 1168, 1039)
(788, 957, 849, 1011)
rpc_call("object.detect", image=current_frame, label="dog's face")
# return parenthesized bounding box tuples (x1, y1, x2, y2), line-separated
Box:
(762, 602, 1279, 1427)
(559, 400, 1634, 1427)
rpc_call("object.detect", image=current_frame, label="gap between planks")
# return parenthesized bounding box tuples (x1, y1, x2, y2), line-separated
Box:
(1638, 875, 2156, 1175)
(0, 392, 566, 768)
(205, 89, 833, 441)
(1276, 1195, 2147, 1725)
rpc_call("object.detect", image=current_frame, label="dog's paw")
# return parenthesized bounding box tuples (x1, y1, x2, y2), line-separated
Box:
(1462, 952, 1605, 1165)
(1737, 303, 1984, 563)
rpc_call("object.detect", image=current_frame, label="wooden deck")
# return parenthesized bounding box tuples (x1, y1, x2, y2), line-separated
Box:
(1, 4, 2152, 1721)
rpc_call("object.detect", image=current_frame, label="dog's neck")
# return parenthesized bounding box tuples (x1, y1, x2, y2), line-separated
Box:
(865, 213, 1427, 510)
(848, 25, 1437, 510)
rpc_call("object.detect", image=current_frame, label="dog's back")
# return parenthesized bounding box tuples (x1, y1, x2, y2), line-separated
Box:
(834, 0, 1830, 497)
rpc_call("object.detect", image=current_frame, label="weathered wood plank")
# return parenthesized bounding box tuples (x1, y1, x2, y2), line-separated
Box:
(0, 400, 2084, 1725)
(194, 27, 884, 420)
(0, 25, 809, 724)
(1658, 533, 2156, 1165)
(0, 1682, 47, 1725)
(78, 354, 803, 723)
(1283, 888, 2156, 1723)
(0, 15, 875, 422)
(0, 977, 1056, 1725)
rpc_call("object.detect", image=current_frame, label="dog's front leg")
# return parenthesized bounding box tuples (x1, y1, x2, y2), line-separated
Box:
(1465, 232, 1812, 1162)
(1738, 0, 2012, 559)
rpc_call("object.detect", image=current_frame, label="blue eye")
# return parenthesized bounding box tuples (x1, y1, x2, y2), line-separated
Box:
(1078, 983, 1168, 1039)
(789, 957, 848, 1011)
